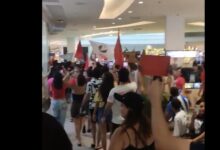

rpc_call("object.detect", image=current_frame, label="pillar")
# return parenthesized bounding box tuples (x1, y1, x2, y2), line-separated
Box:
(42, 20, 49, 75)
(67, 37, 75, 53)
(67, 37, 80, 61)
(165, 16, 185, 50)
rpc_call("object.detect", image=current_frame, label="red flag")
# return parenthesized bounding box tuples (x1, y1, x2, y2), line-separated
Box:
(84, 54, 89, 70)
(74, 41, 84, 59)
(114, 31, 123, 67)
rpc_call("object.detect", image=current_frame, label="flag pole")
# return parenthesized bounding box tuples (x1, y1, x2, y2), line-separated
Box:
(118, 28, 120, 37)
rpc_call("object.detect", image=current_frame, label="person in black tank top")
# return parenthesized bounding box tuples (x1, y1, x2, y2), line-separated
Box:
(109, 92, 155, 150)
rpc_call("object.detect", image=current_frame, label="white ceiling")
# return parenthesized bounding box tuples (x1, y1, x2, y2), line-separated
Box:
(43, 0, 204, 41)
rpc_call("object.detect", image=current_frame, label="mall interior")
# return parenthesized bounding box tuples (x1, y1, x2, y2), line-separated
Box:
(42, 0, 205, 150)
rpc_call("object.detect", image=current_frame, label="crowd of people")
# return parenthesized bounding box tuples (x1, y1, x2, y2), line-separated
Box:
(42, 59, 205, 150)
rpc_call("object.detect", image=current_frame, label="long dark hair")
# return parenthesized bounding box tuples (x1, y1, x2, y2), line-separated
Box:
(121, 107, 152, 144)
(53, 71, 63, 89)
(77, 74, 87, 86)
(98, 72, 114, 103)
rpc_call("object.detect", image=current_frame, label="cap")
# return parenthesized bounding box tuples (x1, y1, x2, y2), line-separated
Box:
(114, 92, 144, 114)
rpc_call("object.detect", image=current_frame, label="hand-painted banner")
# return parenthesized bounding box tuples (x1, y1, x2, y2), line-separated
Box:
(139, 55, 170, 76)
(89, 40, 115, 61)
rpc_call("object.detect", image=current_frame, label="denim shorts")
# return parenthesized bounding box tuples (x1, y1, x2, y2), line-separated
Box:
(51, 99, 67, 126)
(96, 108, 112, 124)
(96, 107, 104, 123)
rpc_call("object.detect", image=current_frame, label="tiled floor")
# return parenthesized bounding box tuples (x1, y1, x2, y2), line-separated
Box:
(47, 104, 110, 150)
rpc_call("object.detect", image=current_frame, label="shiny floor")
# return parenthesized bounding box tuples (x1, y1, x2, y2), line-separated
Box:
(47, 104, 110, 150)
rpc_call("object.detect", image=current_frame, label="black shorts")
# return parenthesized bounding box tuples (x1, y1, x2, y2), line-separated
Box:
(71, 94, 84, 118)
(190, 142, 204, 150)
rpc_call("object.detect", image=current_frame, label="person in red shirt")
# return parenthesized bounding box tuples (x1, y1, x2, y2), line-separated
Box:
(50, 71, 71, 126)
(174, 68, 186, 92)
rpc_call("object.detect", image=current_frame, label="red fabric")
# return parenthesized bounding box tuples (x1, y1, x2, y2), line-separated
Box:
(84, 55, 89, 70)
(139, 55, 170, 76)
(114, 33, 123, 67)
(175, 76, 185, 90)
(50, 84, 67, 99)
(74, 41, 84, 59)
(68, 78, 76, 87)
(201, 70, 205, 83)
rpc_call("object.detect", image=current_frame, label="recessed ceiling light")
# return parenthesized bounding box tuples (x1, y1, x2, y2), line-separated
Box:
(112, 22, 116, 25)
(138, 1, 144, 4)
(118, 17, 122, 20)
(128, 10, 133, 14)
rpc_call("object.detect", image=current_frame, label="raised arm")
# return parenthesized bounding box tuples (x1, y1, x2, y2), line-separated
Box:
(148, 79, 191, 150)
(63, 71, 71, 84)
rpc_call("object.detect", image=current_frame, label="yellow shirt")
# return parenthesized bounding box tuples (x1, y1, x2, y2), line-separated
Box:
(94, 91, 105, 108)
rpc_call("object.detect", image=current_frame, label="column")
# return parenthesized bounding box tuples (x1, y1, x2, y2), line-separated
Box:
(67, 37, 79, 61)
(165, 16, 185, 50)
(42, 20, 49, 76)
(67, 37, 75, 53)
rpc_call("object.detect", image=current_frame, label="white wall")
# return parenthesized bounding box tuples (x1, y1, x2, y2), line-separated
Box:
(42, 20, 49, 75)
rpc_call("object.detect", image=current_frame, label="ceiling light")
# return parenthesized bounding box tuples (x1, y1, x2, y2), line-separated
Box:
(112, 22, 116, 25)
(118, 17, 122, 20)
(138, 1, 144, 4)
(94, 21, 155, 30)
(128, 10, 133, 13)
(188, 22, 204, 27)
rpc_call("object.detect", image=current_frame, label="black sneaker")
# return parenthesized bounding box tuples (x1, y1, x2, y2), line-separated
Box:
(77, 143, 82, 147)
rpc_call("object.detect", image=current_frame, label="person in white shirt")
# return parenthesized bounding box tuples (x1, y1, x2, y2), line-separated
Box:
(81, 67, 103, 148)
(171, 98, 187, 137)
(102, 67, 137, 136)
(128, 63, 138, 83)
(165, 87, 190, 122)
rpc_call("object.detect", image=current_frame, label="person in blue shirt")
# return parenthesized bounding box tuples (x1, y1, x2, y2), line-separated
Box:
(165, 87, 190, 122)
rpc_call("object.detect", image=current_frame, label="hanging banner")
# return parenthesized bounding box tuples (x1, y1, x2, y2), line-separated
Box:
(89, 40, 115, 61)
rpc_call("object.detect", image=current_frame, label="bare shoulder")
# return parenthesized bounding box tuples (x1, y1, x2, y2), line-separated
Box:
(109, 127, 126, 150)
(111, 126, 128, 143)
(111, 126, 125, 138)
